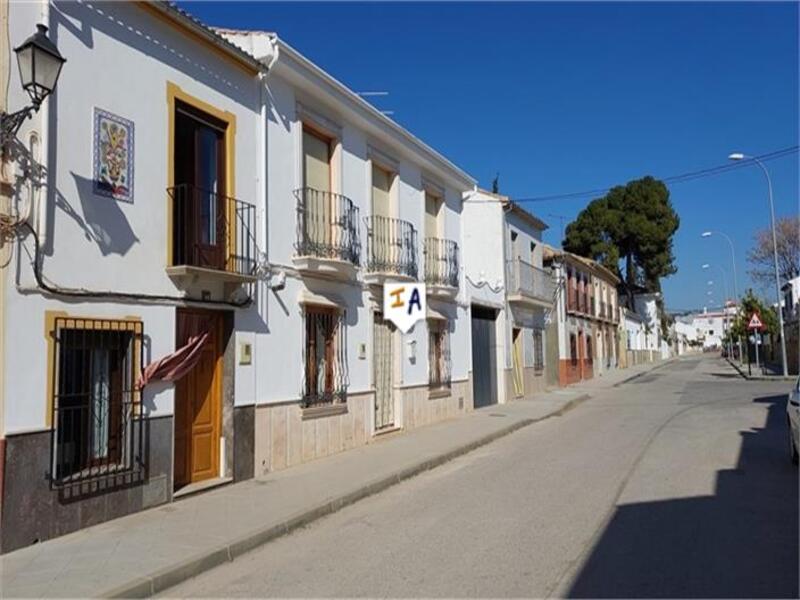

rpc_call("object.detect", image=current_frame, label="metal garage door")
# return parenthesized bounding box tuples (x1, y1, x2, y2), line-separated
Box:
(471, 306, 498, 408)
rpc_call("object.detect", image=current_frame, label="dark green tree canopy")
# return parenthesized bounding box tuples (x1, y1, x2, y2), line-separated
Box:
(729, 289, 779, 340)
(563, 176, 680, 305)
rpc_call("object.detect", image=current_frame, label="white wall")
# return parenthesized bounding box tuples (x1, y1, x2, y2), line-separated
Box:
(256, 66, 472, 408)
(5, 2, 263, 433)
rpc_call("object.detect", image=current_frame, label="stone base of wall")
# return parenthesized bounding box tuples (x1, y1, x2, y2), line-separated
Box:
(625, 350, 659, 366)
(558, 359, 594, 387)
(0, 415, 173, 554)
(255, 381, 474, 476)
(402, 379, 472, 431)
(254, 391, 373, 477)
(523, 367, 547, 397)
(503, 367, 548, 401)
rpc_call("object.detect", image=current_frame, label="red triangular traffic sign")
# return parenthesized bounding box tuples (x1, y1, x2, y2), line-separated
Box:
(747, 313, 763, 330)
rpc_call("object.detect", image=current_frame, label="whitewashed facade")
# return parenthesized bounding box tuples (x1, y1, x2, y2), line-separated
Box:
(462, 190, 553, 405)
(0, 2, 477, 552)
(221, 29, 476, 476)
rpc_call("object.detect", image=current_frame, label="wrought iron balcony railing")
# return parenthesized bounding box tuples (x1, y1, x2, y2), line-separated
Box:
(294, 187, 360, 266)
(364, 215, 418, 279)
(169, 184, 256, 277)
(424, 237, 459, 288)
(507, 259, 555, 303)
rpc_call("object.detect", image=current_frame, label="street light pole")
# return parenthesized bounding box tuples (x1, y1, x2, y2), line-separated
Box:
(702, 230, 742, 361)
(729, 153, 788, 376)
(704, 264, 732, 358)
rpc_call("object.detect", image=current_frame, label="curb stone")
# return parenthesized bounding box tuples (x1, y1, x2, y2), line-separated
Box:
(101, 394, 590, 599)
(726, 357, 795, 381)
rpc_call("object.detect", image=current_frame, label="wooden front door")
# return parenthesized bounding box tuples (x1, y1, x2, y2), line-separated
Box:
(174, 309, 223, 489)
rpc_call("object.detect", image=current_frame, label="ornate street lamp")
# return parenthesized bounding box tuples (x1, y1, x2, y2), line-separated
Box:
(1, 24, 66, 147)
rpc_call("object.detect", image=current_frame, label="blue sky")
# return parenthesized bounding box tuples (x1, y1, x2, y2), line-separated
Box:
(182, 1, 799, 311)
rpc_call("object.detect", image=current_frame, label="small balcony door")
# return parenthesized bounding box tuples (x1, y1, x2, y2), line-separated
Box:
(174, 102, 227, 270)
(302, 127, 333, 248)
(371, 164, 394, 265)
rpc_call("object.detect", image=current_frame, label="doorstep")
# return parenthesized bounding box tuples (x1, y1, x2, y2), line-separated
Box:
(173, 476, 233, 500)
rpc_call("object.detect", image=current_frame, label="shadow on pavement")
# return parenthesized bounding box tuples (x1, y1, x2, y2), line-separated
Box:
(567, 394, 799, 599)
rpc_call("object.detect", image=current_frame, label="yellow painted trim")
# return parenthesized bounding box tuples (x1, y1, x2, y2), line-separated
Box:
(136, 2, 259, 76)
(44, 311, 144, 428)
(166, 82, 237, 270)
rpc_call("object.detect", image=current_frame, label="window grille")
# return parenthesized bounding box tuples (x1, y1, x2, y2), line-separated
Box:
(50, 318, 144, 487)
(302, 307, 349, 407)
(570, 333, 578, 365)
(533, 328, 544, 371)
(428, 320, 451, 388)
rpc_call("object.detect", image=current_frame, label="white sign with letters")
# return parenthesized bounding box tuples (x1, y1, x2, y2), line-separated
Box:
(383, 282, 426, 333)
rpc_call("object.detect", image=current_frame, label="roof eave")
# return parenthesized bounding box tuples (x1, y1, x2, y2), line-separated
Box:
(272, 37, 476, 190)
(144, 2, 267, 75)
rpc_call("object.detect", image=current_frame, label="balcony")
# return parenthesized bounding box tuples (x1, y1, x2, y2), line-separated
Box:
(424, 237, 459, 299)
(166, 184, 257, 286)
(364, 215, 418, 284)
(293, 187, 360, 281)
(507, 259, 555, 308)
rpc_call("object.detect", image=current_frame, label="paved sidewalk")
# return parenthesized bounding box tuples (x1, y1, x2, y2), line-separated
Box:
(0, 360, 668, 599)
(727, 357, 795, 381)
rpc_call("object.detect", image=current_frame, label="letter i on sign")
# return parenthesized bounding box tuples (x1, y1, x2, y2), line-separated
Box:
(384, 282, 426, 333)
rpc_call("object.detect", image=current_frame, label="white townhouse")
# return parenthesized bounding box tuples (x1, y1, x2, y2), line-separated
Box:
(462, 190, 553, 406)
(207, 30, 478, 474)
(0, 1, 268, 552)
(0, 1, 477, 553)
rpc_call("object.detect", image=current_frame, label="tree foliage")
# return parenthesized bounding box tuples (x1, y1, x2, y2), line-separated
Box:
(728, 289, 779, 340)
(491, 173, 500, 194)
(563, 176, 680, 306)
(747, 215, 799, 291)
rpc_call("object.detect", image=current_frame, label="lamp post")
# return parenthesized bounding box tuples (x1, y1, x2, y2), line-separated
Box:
(704, 263, 732, 357)
(1, 24, 66, 147)
(729, 152, 788, 376)
(702, 229, 743, 362)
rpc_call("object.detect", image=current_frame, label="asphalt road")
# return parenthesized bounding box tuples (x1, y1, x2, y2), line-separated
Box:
(163, 356, 799, 598)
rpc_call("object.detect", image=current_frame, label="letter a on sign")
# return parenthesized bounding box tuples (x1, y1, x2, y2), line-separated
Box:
(384, 282, 426, 333)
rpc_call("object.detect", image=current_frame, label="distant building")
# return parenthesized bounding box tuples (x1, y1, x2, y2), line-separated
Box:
(543, 246, 620, 387)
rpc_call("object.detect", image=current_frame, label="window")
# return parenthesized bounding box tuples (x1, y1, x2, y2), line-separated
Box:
(428, 320, 451, 388)
(586, 336, 593, 361)
(533, 328, 544, 371)
(425, 191, 443, 239)
(569, 333, 578, 365)
(303, 307, 348, 407)
(51, 318, 143, 485)
(371, 164, 393, 218)
(302, 126, 332, 193)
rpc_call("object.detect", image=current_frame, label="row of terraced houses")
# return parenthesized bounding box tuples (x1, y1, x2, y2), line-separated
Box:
(0, 1, 665, 553)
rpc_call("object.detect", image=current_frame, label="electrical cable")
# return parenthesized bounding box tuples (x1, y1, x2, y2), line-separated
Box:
(18, 221, 252, 307)
(513, 145, 799, 204)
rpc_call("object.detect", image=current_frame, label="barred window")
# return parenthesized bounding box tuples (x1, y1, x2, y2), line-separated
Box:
(428, 319, 451, 388)
(570, 333, 577, 365)
(533, 328, 544, 371)
(51, 318, 143, 486)
(303, 307, 348, 407)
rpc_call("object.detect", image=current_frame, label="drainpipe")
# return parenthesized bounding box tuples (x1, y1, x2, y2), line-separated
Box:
(34, 0, 50, 251)
(258, 36, 278, 274)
